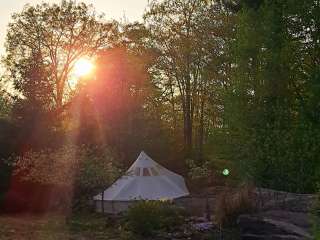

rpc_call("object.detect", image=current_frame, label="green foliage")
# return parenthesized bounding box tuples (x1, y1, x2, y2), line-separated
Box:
(144, 0, 233, 156)
(186, 158, 211, 180)
(0, 89, 12, 118)
(187, 128, 244, 187)
(123, 200, 186, 236)
(222, 0, 320, 193)
(243, 123, 320, 193)
(68, 212, 113, 233)
(73, 146, 123, 210)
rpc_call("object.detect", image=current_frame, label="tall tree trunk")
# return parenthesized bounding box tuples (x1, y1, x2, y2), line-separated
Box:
(56, 79, 64, 109)
(184, 76, 193, 157)
(197, 96, 205, 160)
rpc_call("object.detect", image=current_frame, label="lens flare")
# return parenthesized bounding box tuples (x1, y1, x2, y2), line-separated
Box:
(222, 169, 230, 176)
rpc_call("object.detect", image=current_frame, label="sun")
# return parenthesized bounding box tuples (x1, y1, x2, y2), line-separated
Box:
(68, 57, 94, 88)
(73, 58, 94, 77)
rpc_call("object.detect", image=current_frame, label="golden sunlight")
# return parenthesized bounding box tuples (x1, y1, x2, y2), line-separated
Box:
(68, 58, 94, 88)
(73, 58, 94, 77)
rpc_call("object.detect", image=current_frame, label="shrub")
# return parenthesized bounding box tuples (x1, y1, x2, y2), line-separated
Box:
(124, 200, 186, 236)
(12, 144, 122, 211)
(119, 229, 139, 240)
(215, 183, 255, 227)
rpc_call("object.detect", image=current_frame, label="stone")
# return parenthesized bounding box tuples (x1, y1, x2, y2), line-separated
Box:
(254, 188, 316, 213)
(237, 210, 313, 240)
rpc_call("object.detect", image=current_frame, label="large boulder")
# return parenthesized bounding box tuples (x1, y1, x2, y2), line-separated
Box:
(254, 188, 316, 213)
(237, 210, 313, 240)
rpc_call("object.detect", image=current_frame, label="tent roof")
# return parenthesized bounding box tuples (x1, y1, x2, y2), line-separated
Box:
(94, 151, 189, 201)
(128, 151, 157, 169)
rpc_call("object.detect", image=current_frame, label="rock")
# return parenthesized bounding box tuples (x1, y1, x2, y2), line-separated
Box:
(192, 222, 214, 231)
(261, 211, 312, 229)
(157, 227, 194, 240)
(254, 188, 316, 213)
(240, 233, 304, 239)
(237, 210, 313, 240)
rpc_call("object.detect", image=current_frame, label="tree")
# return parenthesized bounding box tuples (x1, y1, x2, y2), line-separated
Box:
(224, 0, 320, 193)
(0, 89, 12, 119)
(144, 0, 233, 158)
(3, 0, 119, 109)
(70, 47, 176, 167)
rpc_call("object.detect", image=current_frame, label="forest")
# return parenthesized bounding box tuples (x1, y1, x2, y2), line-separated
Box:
(0, 0, 319, 239)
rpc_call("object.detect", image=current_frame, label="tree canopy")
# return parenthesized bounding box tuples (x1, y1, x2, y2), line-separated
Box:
(3, 0, 119, 109)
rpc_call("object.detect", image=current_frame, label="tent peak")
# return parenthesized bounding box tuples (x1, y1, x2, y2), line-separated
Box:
(131, 151, 157, 168)
(139, 150, 151, 159)
(136, 151, 154, 162)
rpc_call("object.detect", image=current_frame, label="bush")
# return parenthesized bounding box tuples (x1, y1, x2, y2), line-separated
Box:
(124, 200, 186, 236)
(215, 183, 255, 227)
(12, 144, 122, 211)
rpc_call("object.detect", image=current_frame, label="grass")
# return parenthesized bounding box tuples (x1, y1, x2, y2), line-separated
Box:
(215, 184, 255, 227)
(0, 211, 241, 240)
(0, 213, 120, 240)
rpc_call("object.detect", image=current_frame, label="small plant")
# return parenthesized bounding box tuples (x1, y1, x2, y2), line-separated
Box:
(215, 183, 255, 227)
(123, 200, 186, 236)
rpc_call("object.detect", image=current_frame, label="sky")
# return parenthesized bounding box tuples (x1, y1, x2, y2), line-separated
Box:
(0, 0, 149, 54)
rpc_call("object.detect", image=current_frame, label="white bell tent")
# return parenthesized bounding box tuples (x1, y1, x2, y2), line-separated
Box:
(93, 151, 189, 213)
